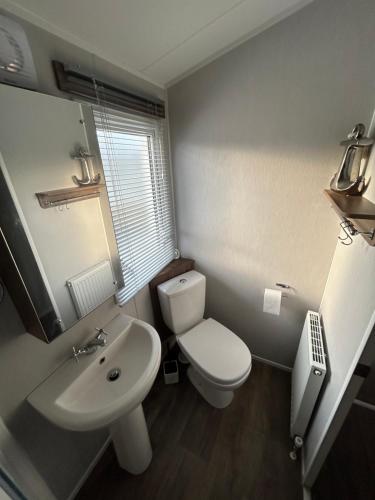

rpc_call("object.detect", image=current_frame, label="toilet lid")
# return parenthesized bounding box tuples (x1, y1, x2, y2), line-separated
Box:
(178, 318, 251, 385)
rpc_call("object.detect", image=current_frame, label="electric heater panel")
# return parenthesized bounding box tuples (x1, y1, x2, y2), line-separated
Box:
(290, 311, 326, 438)
(67, 260, 116, 318)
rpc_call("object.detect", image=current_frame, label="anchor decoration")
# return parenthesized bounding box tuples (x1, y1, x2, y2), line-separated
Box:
(330, 123, 374, 196)
(71, 147, 101, 186)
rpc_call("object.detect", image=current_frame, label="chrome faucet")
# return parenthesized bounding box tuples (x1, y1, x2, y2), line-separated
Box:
(72, 328, 109, 362)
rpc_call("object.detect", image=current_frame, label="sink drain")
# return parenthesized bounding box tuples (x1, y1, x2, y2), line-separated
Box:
(107, 367, 121, 381)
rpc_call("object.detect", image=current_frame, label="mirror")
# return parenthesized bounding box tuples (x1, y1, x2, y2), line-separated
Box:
(0, 83, 123, 342)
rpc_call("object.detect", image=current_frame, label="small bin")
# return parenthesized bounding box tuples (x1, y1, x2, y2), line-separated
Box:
(163, 360, 179, 384)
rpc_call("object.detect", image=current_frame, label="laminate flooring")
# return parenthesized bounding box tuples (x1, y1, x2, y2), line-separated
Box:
(313, 403, 375, 500)
(77, 361, 302, 500)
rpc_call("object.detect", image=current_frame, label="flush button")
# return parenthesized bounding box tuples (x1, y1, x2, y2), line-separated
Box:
(179, 278, 187, 284)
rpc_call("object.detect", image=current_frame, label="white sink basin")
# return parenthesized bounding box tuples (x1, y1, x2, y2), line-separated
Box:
(28, 314, 161, 474)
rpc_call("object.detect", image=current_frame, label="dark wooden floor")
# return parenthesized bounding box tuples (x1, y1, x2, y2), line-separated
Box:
(77, 361, 302, 500)
(313, 403, 375, 500)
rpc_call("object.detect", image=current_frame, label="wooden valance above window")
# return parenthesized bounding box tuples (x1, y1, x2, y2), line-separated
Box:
(52, 60, 165, 118)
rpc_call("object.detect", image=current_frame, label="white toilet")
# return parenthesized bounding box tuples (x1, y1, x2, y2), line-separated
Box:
(157, 270, 252, 408)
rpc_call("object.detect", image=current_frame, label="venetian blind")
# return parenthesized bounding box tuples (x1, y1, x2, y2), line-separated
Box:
(93, 107, 176, 304)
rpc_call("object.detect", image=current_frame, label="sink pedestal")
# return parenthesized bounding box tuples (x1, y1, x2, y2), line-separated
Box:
(110, 404, 152, 474)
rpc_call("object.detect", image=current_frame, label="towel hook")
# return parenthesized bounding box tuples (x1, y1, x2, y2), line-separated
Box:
(340, 232, 353, 245)
(339, 219, 353, 245)
(338, 217, 375, 245)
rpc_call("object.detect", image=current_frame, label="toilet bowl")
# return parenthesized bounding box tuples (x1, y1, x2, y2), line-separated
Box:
(157, 271, 252, 408)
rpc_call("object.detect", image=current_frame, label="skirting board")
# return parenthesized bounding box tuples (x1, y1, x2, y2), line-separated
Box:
(67, 436, 111, 500)
(353, 398, 375, 412)
(251, 354, 292, 372)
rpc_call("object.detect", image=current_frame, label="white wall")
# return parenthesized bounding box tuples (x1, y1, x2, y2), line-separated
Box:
(168, 0, 375, 367)
(0, 488, 11, 500)
(0, 10, 160, 500)
(303, 120, 375, 478)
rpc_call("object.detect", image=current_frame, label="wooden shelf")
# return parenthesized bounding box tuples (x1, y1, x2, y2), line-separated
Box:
(324, 190, 375, 246)
(324, 190, 375, 220)
(36, 184, 104, 209)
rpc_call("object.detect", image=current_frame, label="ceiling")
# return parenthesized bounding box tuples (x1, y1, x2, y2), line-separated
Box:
(0, 0, 312, 88)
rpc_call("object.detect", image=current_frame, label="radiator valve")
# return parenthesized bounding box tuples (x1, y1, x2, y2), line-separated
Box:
(289, 436, 304, 461)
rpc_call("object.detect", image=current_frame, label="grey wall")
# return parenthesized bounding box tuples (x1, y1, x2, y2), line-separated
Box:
(168, 0, 375, 367)
(0, 10, 160, 500)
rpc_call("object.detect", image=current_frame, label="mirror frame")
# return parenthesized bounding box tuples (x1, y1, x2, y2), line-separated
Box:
(0, 92, 124, 343)
(0, 166, 62, 342)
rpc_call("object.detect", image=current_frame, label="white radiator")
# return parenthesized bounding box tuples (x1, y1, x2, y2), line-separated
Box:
(290, 310, 326, 438)
(67, 260, 116, 318)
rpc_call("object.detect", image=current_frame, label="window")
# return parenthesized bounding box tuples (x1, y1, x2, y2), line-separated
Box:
(93, 108, 176, 304)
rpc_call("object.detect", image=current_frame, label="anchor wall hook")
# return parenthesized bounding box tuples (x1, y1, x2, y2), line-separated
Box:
(339, 230, 353, 245)
(338, 219, 354, 245)
(338, 217, 375, 246)
(72, 147, 101, 186)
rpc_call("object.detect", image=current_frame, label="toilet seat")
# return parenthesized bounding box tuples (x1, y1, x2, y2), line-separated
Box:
(177, 318, 252, 387)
